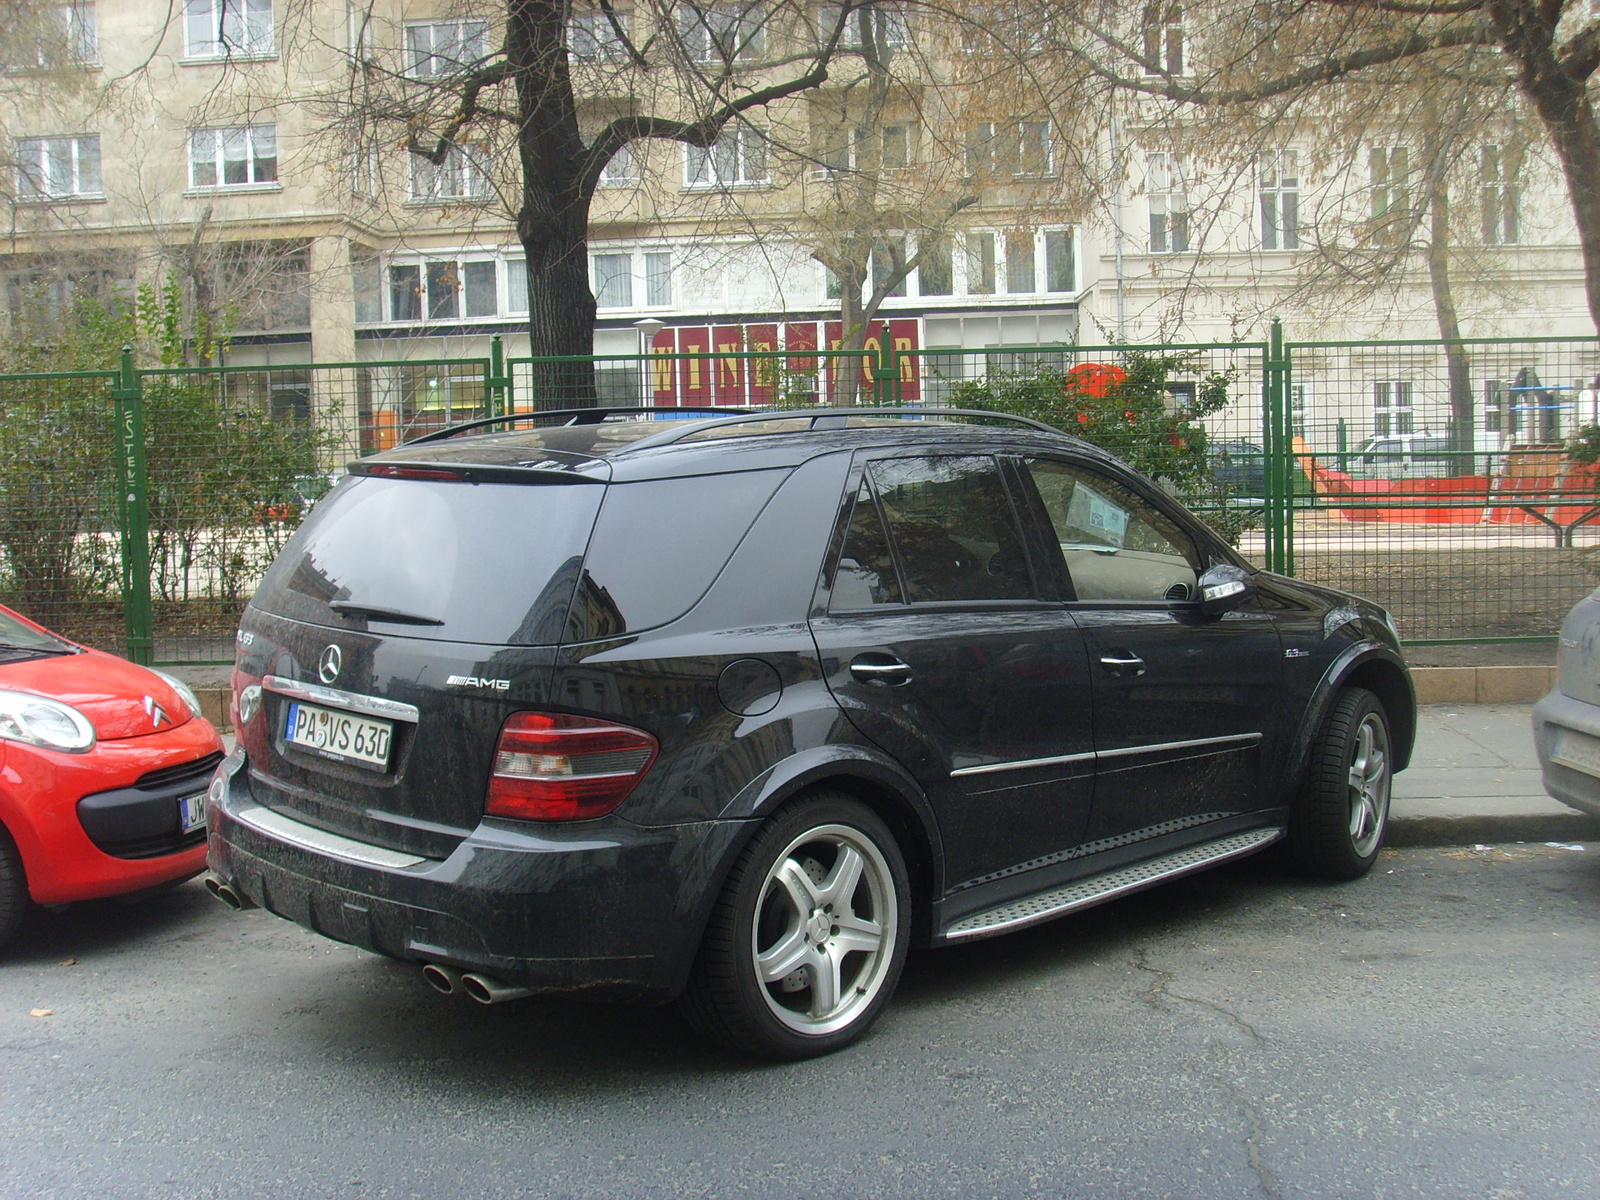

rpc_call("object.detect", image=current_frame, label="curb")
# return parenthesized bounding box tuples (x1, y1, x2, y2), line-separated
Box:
(196, 687, 232, 733)
(1387, 811, 1600, 847)
(1410, 665, 1555, 705)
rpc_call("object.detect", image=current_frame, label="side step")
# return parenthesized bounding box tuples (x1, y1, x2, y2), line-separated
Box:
(942, 827, 1283, 942)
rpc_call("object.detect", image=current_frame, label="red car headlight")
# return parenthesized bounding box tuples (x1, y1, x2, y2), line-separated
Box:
(0, 688, 96, 753)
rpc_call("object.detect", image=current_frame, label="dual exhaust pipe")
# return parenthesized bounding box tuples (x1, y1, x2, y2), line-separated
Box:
(205, 876, 526, 1005)
(421, 962, 533, 1005)
(203, 873, 255, 911)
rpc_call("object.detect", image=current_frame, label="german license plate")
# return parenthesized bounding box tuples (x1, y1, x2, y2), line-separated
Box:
(1553, 728, 1600, 778)
(284, 701, 393, 771)
(178, 791, 207, 834)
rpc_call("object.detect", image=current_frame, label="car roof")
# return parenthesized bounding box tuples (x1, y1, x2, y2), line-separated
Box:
(355, 408, 1118, 482)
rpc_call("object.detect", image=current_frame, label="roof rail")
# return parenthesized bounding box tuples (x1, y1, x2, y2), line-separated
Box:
(621, 406, 1064, 451)
(405, 406, 753, 444)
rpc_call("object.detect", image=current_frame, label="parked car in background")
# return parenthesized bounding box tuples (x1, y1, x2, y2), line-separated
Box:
(1533, 589, 1600, 818)
(1208, 440, 1267, 498)
(208, 407, 1415, 1059)
(1347, 433, 1456, 479)
(0, 605, 224, 951)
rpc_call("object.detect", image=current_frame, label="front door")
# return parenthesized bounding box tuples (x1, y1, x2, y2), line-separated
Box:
(1013, 456, 1284, 848)
(810, 452, 1096, 889)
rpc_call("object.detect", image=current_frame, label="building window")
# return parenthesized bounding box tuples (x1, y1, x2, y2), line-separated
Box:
(817, 3, 910, 51)
(16, 134, 101, 199)
(569, 9, 629, 61)
(387, 258, 497, 322)
(1374, 380, 1413, 436)
(505, 257, 529, 314)
(184, 0, 273, 58)
(1259, 150, 1299, 251)
(1005, 234, 1035, 293)
(677, 2, 765, 63)
(872, 236, 908, 298)
(918, 236, 953, 296)
(645, 250, 672, 305)
(1482, 144, 1520, 246)
(599, 144, 635, 186)
(4, 4, 98, 69)
(1369, 145, 1409, 244)
(405, 21, 489, 78)
(685, 126, 767, 186)
(1045, 229, 1074, 292)
(1147, 152, 1188, 253)
(1484, 379, 1507, 434)
(409, 144, 489, 200)
(189, 125, 277, 188)
(965, 231, 996, 294)
(966, 120, 1051, 178)
(593, 252, 633, 307)
(1141, 2, 1183, 75)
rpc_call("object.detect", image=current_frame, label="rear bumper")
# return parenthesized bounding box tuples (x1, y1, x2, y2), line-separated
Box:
(1532, 689, 1600, 819)
(207, 753, 753, 1003)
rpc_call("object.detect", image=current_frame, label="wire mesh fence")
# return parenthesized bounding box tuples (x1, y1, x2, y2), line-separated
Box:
(1287, 337, 1600, 642)
(2, 330, 1596, 664)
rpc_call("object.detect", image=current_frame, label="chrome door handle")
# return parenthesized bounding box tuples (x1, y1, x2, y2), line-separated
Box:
(1099, 653, 1146, 677)
(850, 656, 913, 685)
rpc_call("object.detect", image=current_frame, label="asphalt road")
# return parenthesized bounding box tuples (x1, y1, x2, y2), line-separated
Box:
(1, 844, 1596, 1200)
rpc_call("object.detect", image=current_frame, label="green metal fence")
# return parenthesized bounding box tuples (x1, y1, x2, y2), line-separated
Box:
(1, 326, 1596, 665)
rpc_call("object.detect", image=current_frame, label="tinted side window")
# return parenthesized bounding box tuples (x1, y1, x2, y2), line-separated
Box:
(830, 479, 903, 608)
(572, 469, 787, 639)
(1024, 459, 1200, 602)
(869, 455, 1033, 603)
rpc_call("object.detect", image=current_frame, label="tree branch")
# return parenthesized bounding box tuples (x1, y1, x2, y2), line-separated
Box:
(1558, 19, 1600, 82)
(406, 59, 515, 163)
(596, 0, 649, 69)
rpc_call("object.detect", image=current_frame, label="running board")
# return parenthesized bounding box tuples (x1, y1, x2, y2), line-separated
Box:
(942, 828, 1283, 942)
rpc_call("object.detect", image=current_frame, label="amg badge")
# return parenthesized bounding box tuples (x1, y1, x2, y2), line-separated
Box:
(445, 675, 511, 691)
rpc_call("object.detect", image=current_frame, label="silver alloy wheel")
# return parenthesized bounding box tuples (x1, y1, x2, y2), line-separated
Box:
(750, 823, 897, 1036)
(1347, 712, 1391, 857)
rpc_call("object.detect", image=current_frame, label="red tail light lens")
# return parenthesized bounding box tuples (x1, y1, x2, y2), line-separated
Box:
(485, 712, 659, 822)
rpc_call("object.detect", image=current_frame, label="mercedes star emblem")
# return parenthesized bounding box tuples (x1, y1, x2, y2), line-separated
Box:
(318, 644, 343, 684)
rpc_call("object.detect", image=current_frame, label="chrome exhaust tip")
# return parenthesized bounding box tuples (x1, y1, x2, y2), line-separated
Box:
(459, 972, 534, 1005)
(421, 963, 464, 995)
(203, 873, 254, 911)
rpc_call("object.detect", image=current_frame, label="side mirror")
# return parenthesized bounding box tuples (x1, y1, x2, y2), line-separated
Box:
(1197, 563, 1255, 616)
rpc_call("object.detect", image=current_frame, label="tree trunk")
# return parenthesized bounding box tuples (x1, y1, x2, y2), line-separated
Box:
(509, 0, 598, 408)
(1425, 173, 1474, 462)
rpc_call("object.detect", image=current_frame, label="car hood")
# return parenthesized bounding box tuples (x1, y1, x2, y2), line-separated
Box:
(0, 647, 194, 740)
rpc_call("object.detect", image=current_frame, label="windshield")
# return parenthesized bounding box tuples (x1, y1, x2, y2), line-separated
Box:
(0, 608, 74, 653)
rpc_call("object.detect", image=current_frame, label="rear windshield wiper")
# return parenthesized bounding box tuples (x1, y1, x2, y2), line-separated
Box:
(328, 601, 444, 626)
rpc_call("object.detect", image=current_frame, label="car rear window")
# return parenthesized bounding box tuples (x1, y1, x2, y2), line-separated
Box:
(252, 475, 603, 645)
(566, 469, 788, 639)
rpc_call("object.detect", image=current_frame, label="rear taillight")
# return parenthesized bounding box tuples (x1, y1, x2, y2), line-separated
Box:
(485, 712, 659, 822)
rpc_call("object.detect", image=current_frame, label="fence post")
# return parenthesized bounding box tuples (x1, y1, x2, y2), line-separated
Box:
(1260, 330, 1279, 572)
(487, 335, 509, 418)
(1262, 318, 1290, 574)
(1282, 336, 1296, 577)
(873, 320, 899, 406)
(112, 347, 154, 665)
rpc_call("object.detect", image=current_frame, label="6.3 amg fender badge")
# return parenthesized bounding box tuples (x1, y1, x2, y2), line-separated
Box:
(445, 675, 511, 691)
(318, 644, 343, 684)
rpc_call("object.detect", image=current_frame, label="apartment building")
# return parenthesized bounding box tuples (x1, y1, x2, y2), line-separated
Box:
(3, 0, 1594, 440)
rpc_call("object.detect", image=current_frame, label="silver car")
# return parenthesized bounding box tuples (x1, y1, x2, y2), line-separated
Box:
(1533, 589, 1600, 817)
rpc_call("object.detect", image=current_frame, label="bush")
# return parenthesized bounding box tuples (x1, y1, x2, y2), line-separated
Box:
(949, 349, 1258, 545)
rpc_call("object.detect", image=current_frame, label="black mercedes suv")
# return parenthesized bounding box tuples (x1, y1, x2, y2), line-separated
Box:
(206, 408, 1415, 1059)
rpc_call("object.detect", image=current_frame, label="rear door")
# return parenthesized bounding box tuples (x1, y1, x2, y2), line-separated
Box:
(1012, 455, 1284, 847)
(809, 451, 1096, 889)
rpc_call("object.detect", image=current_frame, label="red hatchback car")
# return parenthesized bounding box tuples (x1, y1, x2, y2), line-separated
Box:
(0, 604, 224, 951)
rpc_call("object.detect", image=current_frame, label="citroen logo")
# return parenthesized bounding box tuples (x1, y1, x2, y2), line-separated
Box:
(318, 644, 343, 684)
(143, 695, 170, 728)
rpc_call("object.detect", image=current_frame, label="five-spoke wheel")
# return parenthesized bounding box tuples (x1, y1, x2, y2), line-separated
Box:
(1287, 686, 1393, 880)
(679, 791, 910, 1059)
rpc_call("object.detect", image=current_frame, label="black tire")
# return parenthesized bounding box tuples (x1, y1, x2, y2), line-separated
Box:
(1286, 687, 1393, 880)
(678, 790, 911, 1060)
(0, 823, 28, 954)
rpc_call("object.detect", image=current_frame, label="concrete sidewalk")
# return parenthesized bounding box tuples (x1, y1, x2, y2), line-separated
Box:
(1391, 703, 1600, 845)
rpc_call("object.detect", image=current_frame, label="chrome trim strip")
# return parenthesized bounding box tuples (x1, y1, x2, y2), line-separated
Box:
(232, 802, 429, 870)
(1095, 731, 1262, 760)
(951, 750, 1097, 778)
(263, 676, 420, 723)
(949, 733, 1260, 779)
(944, 828, 1282, 942)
